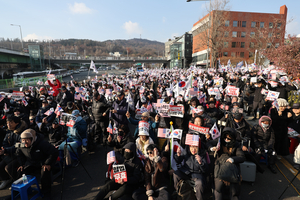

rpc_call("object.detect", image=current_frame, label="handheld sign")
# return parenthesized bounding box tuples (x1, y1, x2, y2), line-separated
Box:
(113, 164, 127, 183)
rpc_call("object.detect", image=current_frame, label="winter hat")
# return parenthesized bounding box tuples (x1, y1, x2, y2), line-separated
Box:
(277, 98, 289, 107)
(21, 129, 37, 142)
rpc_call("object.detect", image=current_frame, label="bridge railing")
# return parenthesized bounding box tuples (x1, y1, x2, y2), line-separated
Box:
(44, 56, 166, 60)
(0, 76, 63, 90)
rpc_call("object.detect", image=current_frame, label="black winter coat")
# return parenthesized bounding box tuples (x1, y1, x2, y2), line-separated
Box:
(16, 133, 59, 168)
(91, 96, 109, 121)
(39, 123, 66, 146)
(252, 124, 275, 151)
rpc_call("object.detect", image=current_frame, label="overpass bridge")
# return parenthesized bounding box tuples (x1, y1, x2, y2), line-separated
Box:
(0, 47, 169, 65)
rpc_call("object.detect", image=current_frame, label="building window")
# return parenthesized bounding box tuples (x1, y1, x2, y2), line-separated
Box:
(225, 20, 230, 27)
(232, 42, 236, 48)
(241, 32, 246, 38)
(249, 52, 253, 58)
(231, 52, 236, 57)
(267, 43, 272, 48)
(276, 33, 281, 39)
(268, 33, 272, 38)
(251, 21, 256, 28)
(269, 22, 273, 28)
(233, 21, 238, 27)
(277, 23, 282, 29)
(250, 32, 255, 38)
(232, 31, 237, 37)
(224, 42, 228, 48)
(241, 42, 245, 48)
(224, 31, 229, 37)
(249, 42, 254, 48)
(223, 52, 228, 56)
(260, 22, 264, 28)
(242, 21, 246, 27)
(240, 52, 244, 58)
(275, 43, 280, 48)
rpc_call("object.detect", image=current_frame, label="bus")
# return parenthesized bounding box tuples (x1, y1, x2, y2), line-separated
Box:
(13, 69, 67, 86)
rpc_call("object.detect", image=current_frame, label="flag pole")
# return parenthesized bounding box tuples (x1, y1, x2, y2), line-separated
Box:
(169, 121, 173, 186)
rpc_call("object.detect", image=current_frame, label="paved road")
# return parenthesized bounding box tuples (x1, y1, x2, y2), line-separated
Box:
(1, 77, 300, 199)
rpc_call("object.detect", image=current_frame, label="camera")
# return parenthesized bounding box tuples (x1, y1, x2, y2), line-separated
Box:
(15, 143, 25, 148)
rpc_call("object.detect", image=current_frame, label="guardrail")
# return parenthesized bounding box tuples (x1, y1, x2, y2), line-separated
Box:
(0, 76, 63, 90)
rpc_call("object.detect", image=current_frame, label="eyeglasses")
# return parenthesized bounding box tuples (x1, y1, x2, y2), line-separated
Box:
(147, 151, 153, 155)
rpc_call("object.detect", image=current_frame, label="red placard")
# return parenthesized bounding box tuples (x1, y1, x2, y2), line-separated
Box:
(188, 122, 210, 134)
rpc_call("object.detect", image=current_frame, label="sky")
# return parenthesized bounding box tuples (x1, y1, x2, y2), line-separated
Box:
(0, 0, 299, 43)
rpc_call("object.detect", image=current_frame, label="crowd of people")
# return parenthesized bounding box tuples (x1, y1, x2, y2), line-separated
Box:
(0, 65, 299, 200)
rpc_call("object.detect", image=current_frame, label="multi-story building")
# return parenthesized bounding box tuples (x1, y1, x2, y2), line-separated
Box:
(191, 5, 287, 66)
(165, 32, 193, 69)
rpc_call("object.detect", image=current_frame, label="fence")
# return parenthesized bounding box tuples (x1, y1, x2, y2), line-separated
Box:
(0, 76, 63, 90)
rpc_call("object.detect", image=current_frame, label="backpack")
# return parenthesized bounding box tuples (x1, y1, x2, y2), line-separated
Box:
(176, 179, 197, 200)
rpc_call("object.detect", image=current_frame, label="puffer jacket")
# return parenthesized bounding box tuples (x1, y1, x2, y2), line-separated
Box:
(40, 123, 66, 146)
(2, 120, 28, 155)
(174, 142, 208, 179)
(16, 133, 59, 168)
(111, 98, 128, 127)
(91, 95, 108, 121)
(67, 116, 87, 141)
(252, 116, 275, 151)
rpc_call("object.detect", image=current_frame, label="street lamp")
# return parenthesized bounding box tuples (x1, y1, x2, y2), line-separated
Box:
(187, 0, 211, 69)
(10, 24, 24, 50)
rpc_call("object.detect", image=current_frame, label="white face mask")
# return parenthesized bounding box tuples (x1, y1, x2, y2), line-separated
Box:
(47, 101, 52, 104)
(261, 123, 269, 128)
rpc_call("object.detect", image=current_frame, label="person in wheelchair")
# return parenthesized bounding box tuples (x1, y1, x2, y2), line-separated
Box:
(173, 137, 208, 200)
(58, 110, 87, 167)
(252, 116, 277, 174)
(132, 144, 170, 200)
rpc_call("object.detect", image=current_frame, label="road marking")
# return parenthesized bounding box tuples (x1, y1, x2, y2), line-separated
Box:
(279, 156, 300, 181)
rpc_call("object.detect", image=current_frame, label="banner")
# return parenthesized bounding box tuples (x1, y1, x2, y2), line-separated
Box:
(11, 91, 25, 100)
(266, 90, 280, 101)
(158, 103, 170, 118)
(113, 164, 127, 183)
(250, 77, 257, 83)
(226, 86, 239, 96)
(188, 122, 210, 134)
(47, 74, 56, 81)
(169, 105, 184, 118)
(59, 113, 77, 127)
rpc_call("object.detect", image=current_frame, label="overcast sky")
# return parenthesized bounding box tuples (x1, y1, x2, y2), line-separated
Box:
(0, 0, 299, 43)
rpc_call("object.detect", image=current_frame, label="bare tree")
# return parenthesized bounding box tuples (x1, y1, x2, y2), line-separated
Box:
(247, 16, 290, 66)
(192, 0, 231, 68)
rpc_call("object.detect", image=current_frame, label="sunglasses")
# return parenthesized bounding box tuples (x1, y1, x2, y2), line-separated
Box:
(147, 151, 153, 155)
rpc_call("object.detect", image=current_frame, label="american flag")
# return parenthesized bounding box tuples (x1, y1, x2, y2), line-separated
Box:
(74, 94, 81, 100)
(107, 123, 113, 134)
(146, 102, 153, 112)
(44, 108, 54, 116)
(157, 128, 170, 138)
(48, 91, 54, 96)
(185, 134, 199, 146)
(107, 151, 116, 165)
(0, 94, 4, 102)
